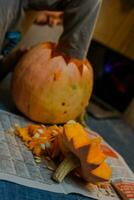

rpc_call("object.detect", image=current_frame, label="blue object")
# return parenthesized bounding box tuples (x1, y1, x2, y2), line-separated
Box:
(0, 181, 90, 200)
(2, 31, 21, 56)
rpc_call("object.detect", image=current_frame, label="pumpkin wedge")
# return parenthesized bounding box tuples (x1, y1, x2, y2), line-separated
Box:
(86, 137, 106, 165)
(90, 161, 112, 181)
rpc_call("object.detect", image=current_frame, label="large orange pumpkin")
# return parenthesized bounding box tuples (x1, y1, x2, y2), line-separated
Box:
(11, 42, 93, 124)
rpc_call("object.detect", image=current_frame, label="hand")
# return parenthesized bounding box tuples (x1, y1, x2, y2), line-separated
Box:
(0, 48, 28, 82)
(34, 11, 64, 27)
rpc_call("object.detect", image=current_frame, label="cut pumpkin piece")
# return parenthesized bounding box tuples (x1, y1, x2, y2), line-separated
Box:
(90, 161, 112, 181)
(72, 134, 91, 150)
(64, 123, 80, 141)
(63, 122, 91, 154)
(28, 124, 41, 136)
(86, 137, 106, 165)
(64, 122, 90, 141)
(16, 127, 31, 143)
(32, 145, 42, 156)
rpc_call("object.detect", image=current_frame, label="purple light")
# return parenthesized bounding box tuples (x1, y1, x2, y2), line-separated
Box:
(104, 64, 112, 73)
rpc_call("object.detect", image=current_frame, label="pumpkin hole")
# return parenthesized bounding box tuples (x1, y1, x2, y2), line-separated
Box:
(62, 102, 65, 106)
(64, 111, 67, 114)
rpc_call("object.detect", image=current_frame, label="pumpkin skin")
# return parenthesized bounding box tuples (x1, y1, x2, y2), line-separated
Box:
(11, 42, 93, 124)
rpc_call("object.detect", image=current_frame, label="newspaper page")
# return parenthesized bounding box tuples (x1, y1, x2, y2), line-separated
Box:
(0, 110, 133, 200)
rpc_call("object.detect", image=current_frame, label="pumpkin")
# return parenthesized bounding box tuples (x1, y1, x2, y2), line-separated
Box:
(53, 121, 112, 183)
(11, 42, 93, 124)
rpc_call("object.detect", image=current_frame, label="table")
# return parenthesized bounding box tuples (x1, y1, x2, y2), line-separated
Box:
(0, 76, 133, 200)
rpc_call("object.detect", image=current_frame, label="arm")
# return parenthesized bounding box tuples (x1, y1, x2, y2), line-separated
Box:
(27, 0, 102, 60)
(34, 11, 63, 27)
(57, 0, 102, 60)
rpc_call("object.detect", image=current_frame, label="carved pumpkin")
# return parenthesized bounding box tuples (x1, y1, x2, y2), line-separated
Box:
(11, 42, 93, 124)
(53, 121, 112, 183)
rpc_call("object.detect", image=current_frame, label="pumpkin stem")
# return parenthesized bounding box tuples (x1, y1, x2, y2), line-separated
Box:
(52, 153, 80, 183)
(77, 111, 87, 127)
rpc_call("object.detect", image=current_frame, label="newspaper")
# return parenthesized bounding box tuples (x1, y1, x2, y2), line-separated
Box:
(0, 110, 133, 200)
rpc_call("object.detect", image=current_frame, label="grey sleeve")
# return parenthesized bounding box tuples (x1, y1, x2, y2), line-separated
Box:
(0, 0, 11, 52)
(26, 0, 102, 60)
(57, 0, 102, 60)
(27, 0, 60, 10)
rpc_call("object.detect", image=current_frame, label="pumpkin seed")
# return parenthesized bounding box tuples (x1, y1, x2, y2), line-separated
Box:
(14, 123, 20, 128)
(34, 156, 41, 159)
(34, 156, 41, 163)
(37, 129, 44, 134)
(52, 130, 59, 136)
(9, 127, 15, 133)
(45, 142, 51, 149)
(41, 125, 46, 129)
(33, 132, 40, 138)
(40, 143, 46, 150)
(47, 165, 55, 171)
(35, 159, 41, 164)
(45, 156, 51, 161)
(46, 161, 57, 171)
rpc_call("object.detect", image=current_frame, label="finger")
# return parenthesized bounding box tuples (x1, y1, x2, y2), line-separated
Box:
(34, 13, 48, 25)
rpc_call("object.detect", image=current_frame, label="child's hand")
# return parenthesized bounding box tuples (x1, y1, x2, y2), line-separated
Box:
(34, 11, 63, 27)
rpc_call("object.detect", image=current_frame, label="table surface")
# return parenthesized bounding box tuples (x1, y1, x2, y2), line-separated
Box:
(0, 76, 134, 200)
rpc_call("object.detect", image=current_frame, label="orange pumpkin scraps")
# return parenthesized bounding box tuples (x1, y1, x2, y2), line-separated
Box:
(15, 127, 32, 143)
(32, 145, 43, 157)
(15, 124, 62, 157)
